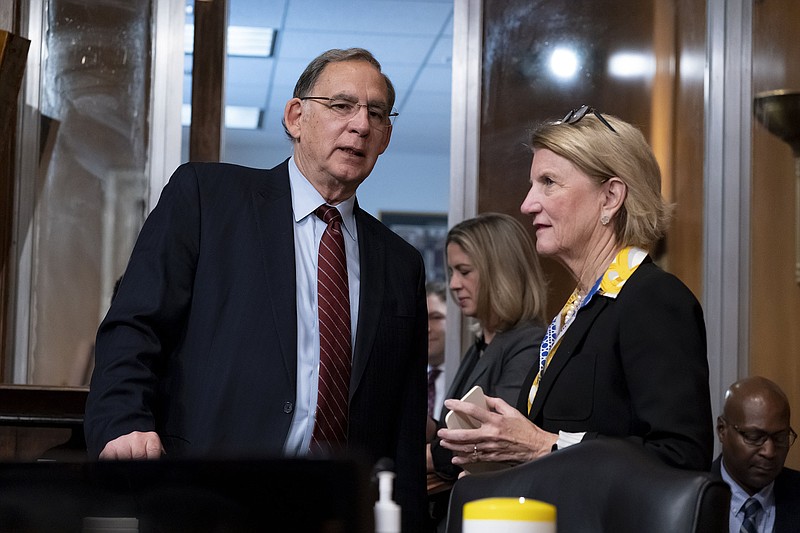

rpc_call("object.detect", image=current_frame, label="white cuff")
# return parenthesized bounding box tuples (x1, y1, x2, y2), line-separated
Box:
(555, 431, 585, 450)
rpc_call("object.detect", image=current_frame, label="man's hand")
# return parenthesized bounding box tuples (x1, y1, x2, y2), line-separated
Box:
(98, 431, 164, 460)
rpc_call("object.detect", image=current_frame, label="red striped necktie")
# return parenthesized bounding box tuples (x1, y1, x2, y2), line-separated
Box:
(310, 205, 351, 454)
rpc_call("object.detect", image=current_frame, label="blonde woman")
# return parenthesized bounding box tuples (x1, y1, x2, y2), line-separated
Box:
(438, 106, 712, 473)
(427, 212, 547, 529)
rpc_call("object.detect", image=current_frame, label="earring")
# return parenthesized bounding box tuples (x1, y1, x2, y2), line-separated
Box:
(600, 215, 610, 226)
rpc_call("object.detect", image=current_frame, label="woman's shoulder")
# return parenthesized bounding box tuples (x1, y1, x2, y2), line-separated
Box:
(621, 258, 686, 290)
(621, 259, 701, 307)
(494, 320, 546, 347)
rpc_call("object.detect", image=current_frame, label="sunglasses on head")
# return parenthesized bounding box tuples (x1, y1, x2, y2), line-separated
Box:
(560, 105, 618, 134)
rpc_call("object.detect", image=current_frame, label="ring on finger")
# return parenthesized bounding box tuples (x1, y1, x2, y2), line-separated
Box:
(472, 444, 479, 461)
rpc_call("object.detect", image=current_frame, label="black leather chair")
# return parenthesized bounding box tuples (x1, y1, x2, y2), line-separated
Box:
(445, 438, 730, 533)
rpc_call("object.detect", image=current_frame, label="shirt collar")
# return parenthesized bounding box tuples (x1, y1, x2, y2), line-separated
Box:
(288, 156, 357, 242)
(720, 458, 776, 516)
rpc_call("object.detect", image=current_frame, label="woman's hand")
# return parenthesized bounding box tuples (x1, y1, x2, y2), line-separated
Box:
(437, 394, 558, 467)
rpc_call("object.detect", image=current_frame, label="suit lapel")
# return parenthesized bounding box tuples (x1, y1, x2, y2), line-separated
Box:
(445, 344, 480, 400)
(251, 162, 298, 384)
(468, 336, 503, 383)
(351, 208, 384, 397)
(528, 297, 610, 420)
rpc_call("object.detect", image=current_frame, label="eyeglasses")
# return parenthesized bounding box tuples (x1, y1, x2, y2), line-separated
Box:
(560, 105, 618, 134)
(300, 96, 398, 131)
(720, 416, 798, 448)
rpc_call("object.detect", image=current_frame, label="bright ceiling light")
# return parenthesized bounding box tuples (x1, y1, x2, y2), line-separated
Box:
(184, 25, 276, 57)
(608, 52, 654, 78)
(182, 104, 263, 130)
(225, 106, 263, 129)
(549, 47, 579, 80)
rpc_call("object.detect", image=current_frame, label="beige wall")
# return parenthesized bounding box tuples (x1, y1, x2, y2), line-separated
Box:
(751, 0, 800, 469)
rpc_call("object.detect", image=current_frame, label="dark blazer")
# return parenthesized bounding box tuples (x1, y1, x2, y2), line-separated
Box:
(84, 160, 429, 531)
(431, 320, 544, 479)
(437, 321, 545, 422)
(517, 258, 713, 471)
(712, 456, 800, 532)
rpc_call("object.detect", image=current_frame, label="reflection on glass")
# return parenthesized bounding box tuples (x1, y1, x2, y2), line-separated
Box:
(549, 47, 580, 80)
(479, 0, 705, 314)
(24, 0, 153, 385)
(480, 0, 658, 218)
(608, 52, 654, 79)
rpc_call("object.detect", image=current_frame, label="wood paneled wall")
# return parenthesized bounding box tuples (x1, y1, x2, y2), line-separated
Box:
(477, 1, 706, 319)
(751, 0, 800, 469)
(664, 0, 705, 299)
(0, 386, 88, 461)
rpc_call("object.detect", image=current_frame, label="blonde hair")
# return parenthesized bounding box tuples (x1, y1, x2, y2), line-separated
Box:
(529, 112, 673, 250)
(446, 213, 548, 332)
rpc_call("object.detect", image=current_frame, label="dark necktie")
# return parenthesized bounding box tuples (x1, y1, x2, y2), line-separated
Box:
(740, 497, 761, 533)
(427, 367, 442, 418)
(311, 205, 351, 452)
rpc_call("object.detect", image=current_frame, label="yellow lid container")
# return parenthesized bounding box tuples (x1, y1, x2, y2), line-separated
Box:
(463, 497, 556, 533)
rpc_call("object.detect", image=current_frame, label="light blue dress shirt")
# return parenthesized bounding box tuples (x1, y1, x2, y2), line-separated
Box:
(282, 157, 360, 456)
(721, 458, 776, 533)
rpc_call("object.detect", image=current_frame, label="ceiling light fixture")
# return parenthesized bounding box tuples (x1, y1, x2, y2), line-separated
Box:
(184, 25, 276, 57)
(182, 104, 264, 130)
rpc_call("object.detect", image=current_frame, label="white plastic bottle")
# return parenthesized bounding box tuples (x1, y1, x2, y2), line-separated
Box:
(373, 466, 401, 533)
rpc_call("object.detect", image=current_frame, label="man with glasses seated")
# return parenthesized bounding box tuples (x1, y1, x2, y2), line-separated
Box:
(714, 376, 800, 533)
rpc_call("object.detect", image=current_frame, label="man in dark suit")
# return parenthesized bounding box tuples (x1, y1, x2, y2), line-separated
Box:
(84, 48, 428, 532)
(713, 376, 800, 532)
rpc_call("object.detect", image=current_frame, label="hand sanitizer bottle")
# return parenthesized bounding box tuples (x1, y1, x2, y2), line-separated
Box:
(373, 459, 401, 533)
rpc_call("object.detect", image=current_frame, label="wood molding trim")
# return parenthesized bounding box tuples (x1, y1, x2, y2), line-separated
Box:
(189, 0, 227, 162)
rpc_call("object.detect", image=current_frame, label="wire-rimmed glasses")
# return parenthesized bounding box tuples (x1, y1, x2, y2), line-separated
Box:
(300, 96, 398, 131)
(559, 104, 618, 134)
(720, 416, 797, 448)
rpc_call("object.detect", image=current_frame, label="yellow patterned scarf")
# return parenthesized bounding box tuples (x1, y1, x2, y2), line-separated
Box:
(527, 246, 647, 413)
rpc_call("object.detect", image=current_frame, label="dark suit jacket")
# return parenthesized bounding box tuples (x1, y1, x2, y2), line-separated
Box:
(84, 160, 428, 531)
(517, 258, 713, 471)
(712, 456, 800, 532)
(431, 320, 545, 479)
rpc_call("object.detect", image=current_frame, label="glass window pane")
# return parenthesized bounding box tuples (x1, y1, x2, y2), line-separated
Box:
(25, 0, 153, 385)
(480, 0, 705, 313)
